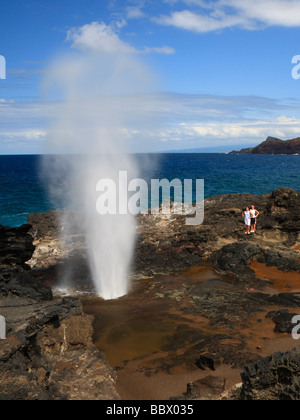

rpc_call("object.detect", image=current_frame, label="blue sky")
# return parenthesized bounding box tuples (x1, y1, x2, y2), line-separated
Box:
(1, 0, 300, 154)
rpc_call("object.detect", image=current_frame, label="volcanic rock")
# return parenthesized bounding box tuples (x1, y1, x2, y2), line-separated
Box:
(26, 189, 300, 283)
(0, 224, 119, 400)
(230, 137, 300, 155)
(240, 347, 300, 400)
(266, 309, 299, 334)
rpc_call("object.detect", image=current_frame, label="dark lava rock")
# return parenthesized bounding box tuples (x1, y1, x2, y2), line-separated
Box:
(186, 376, 226, 399)
(28, 210, 85, 240)
(135, 188, 300, 277)
(27, 189, 300, 281)
(0, 225, 119, 400)
(240, 347, 300, 400)
(266, 309, 299, 334)
(268, 188, 300, 232)
(171, 376, 227, 400)
(196, 354, 223, 371)
(0, 266, 52, 301)
(208, 243, 262, 277)
(230, 137, 300, 155)
(208, 241, 300, 278)
(181, 333, 261, 370)
(0, 296, 119, 400)
(0, 224, 52, 301)
(0, 225, 35, 268)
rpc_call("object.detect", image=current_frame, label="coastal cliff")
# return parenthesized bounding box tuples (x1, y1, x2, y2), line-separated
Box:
(230, 136, 300, 155)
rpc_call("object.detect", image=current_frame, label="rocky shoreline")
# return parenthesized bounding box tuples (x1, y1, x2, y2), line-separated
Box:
(230, 136, 300, 155)
(0, 188, 299, 400)
(27, 188, 300, 280)
(0, 225, 119, 400)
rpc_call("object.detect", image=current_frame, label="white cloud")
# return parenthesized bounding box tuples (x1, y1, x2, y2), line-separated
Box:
(0, 99, 14, 103)
(67, 21, 135, 54)
(155, 9, 251, 32)
(0, 100, 54, 152)
(1, 130, 47, 141)
(227, 0, 300, 27)
(126, 116, 300, 151)
(142, 45, 176, 54)
(114, 94, 300, 150)
(126, 4, 145, 19)
(66, 21, 175, 55)
(1, 93, 300, 153)
(156, 0, 300, 33)
(177, 116, 300, 140)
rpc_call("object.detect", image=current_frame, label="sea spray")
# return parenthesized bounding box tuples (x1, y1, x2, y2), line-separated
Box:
(41, 52, 156, 299)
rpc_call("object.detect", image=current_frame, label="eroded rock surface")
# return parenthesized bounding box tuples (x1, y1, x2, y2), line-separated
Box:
(27, 189, 300, 283)
(0, 225, 119, 400)
(1, 188, 299, 400)
(240, 347, 300, 400)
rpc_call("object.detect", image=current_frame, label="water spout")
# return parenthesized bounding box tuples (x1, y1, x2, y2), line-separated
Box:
(42, 52, 154, 300)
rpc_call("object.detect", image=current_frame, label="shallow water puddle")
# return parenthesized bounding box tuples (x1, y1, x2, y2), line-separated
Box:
(250, 260, 300, 293)
(81, 266, 224, 367)
(81, 263, 299, 368)
(81, 264, 300, 400)
(82, 298, 177, 366)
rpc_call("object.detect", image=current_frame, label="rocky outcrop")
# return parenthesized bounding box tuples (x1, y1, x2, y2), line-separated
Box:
(240, 347, 300, 400)
(230, 137, 300, 154)
(17, 188, 300, 401)
(2, 188, 299, 400)
(26, 189, 300, 285)
(0, 224, 52, 301)
(0, 224, 35, 267)
(135, 188, 299, 279)
(266, 310, 299, 334)
(208, 242, 300, 279)
(0, 297, 119, 400)
(0, 225, 119, 400)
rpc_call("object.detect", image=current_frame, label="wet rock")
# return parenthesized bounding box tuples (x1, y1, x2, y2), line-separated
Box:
(181, 333, 260, 370)
(26, 189, 300, 282)
(0, 266, 52, 301)
(18, 189, 300, 400)
(0, 296, 120, 400)
(240, 347, 300, 400)
(0, 224, 52, 301)
(0, 225, 119, 400)
(208, 242, 300, 278)
(0, 224, 35, 269)
(172, 376, 227, 400)
(269, 189, 300, 231)
(266, 293, 300, 308)
(208, 243, 261, 277)
(266, 310, 298, 334)
(162, 324, 203, 352)
(27, 210, 85, 240)
(196, 354, 223, 371)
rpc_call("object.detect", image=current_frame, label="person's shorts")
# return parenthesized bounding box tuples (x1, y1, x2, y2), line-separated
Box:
(245, 219, 251, 226)
(251, 218, 256, 225)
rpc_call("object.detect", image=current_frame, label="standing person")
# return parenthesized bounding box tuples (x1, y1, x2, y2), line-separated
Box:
(243, 207, 251, 235)
(250, 205, 260, 233)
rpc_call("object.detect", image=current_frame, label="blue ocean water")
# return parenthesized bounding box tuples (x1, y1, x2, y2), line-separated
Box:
(0, 153, 299, 227)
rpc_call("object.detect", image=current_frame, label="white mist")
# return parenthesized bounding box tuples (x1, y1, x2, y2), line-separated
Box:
(42, 52, 155, 300)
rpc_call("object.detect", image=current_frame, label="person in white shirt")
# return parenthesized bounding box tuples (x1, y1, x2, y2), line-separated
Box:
(242, 207, 251, 234)
(250, 205, 260, 233)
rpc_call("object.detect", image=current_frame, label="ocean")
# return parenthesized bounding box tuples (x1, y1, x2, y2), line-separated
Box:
(0, 153, 299, 227)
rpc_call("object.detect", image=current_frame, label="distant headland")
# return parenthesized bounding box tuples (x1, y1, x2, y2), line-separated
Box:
(230, 136, 300, 155)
